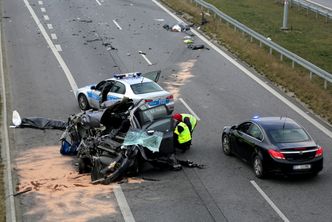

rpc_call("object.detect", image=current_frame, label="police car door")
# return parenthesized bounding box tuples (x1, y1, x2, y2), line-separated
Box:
(89, 80, 107, 108)
(142, 70, 161, 82)
(107, 81, 125, 104)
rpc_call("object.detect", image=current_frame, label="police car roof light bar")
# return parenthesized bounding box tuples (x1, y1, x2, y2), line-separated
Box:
(113, 72, 142, 79)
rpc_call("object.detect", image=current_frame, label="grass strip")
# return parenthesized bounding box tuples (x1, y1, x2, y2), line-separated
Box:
(160, 0, 332, 124)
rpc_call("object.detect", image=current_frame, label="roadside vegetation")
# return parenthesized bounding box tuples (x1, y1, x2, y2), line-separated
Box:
(160, 0, 332, 124)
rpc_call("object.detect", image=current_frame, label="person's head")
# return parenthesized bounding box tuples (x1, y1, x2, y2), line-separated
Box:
(172, 113, 182, 122)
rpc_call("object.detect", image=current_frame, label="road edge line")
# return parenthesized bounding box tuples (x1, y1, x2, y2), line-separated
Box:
(152, 0, 332, 139)
(0, 15, 17, 222)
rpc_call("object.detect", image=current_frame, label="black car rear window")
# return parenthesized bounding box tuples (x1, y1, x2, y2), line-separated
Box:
(131, 82, 163, 94)
(267, 128, 310, 143)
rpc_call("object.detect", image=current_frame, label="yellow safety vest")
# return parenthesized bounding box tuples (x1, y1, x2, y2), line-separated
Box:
(174, 122, 192, 144)
(181, 114, 197, 131)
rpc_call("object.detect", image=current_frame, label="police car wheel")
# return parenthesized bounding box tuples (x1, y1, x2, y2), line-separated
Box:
(78, 94, 90, 110)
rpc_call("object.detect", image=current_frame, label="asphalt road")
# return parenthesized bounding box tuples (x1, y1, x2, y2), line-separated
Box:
(2, 0, 332, 221)
(311, 0, 332, 9)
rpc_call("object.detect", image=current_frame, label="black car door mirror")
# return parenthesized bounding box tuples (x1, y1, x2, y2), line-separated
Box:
(91, 85, 96, 90)
(231, 125, 237, 130)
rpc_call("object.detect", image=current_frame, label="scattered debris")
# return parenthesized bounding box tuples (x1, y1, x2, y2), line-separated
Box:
(13, 187, 32, 196)
(138, 51, 146, 55)
(86, 38, 102, 43)
(188, 44, 209, 50)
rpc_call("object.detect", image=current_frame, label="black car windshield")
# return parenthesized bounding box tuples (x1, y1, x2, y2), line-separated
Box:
(267, 128, 310, 143)
(131, 82, 163, 94)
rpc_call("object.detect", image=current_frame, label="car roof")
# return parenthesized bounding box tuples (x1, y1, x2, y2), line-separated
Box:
(251, 117, 302, 130)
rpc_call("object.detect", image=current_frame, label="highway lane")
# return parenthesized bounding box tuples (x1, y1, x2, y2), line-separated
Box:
(310, 0, 332, 9)
(2, 0, 332, 221)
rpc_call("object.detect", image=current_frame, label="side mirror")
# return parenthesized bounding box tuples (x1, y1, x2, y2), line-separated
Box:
(230, 125, 237, 130)
(91, 85, 96, 90)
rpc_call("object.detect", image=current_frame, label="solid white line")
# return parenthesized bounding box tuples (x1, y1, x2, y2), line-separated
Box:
(95, 0, 101, 5)
(140, 54, 152, 66)
(38, 0, 43, 5)
(179, 98, 201, 121)
(0, 16, 17, 222)
(47, 24, 53, 30)
(113, 184, 135, 222)
(23, 0, 77, 93)
(41, 7, 46, 13)
(152, 0, 332, 139)
(113, 20, 122, 30)
(55, 44, 62, 52)
(24, 2, 134, 222)
(251, 181, 290, 222)
(43, 15, 49, 21)
(51, 33, 57, 40)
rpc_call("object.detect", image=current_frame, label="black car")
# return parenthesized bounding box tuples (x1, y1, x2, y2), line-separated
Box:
(221, 116, 323, 178)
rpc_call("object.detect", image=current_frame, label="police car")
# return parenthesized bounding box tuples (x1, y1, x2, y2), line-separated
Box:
(76, 70, 174, 111)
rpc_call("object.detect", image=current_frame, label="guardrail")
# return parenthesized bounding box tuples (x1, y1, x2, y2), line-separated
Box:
(290, 0, 332, 21)
(189, 0, 332, 89)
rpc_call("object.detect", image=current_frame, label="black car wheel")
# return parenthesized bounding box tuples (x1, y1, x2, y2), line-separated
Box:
(78, 94, 90, 110)
(253, 155, 265, 179)
(222, 134, 232, 156)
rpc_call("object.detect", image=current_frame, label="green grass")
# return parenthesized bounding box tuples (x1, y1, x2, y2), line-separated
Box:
(205, 0, 332, 73)
(160, 0, 332, 124)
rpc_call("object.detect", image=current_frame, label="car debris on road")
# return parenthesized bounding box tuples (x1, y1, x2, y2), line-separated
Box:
(11, 98, 204, 185)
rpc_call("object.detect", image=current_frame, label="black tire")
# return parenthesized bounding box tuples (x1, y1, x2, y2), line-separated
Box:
(78, 94, 90, 110)
(78, 157, 92, 174)
(222, 134, 232, 156)
(253, 155, 266, 179)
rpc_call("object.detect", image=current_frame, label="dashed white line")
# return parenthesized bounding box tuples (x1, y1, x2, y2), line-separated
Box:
(250, 181, 290, 222)
(140, 53, 152, 66)
(152, 0, 332, 139)
(95, 0, 101, 5)
(38, 0, 43, 5)
(55, 44, 62, 52)
(24, 0, 77, 92)
(41, 7, 46, 12)
(47, 24, 53, 30)
(23, 2, 135, 222)
(51, 33, 57, 40)
(43, 15, 49, 21)
(179, 98, 201, 121)
(113, 20, 122, 30)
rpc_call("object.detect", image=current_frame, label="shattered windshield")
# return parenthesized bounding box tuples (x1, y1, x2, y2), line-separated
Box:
(122, 128, 163, 153)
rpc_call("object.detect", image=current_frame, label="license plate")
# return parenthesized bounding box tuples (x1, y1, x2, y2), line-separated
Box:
(293, 164, 311, 170)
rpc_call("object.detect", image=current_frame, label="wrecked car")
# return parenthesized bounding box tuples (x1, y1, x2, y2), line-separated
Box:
(12, 98, 203, 184)
(76, 70, 174, 112)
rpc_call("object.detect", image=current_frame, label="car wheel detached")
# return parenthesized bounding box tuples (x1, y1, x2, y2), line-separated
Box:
(222, 134, 232, 155)
(78, 94, 90, 110)
(253, 155, 265, 178)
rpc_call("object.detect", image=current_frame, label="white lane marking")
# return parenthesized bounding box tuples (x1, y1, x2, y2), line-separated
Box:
(95, 0, 101, 5)
(55, 44, 62, 52)
(179, 98, 201, 121)
(51, 33, 57, 40)
(0, 18, 16, 222)
(47, 23, 53, 30)
(43, 15, 49, 21)
(152, 0, 332, 139)
(251, 181, 290, 222)
(41, 7, 46, 12)
(23, 2, 134, 222)
(140, 54, 153, 66)
(38, 0, 43, 5)
(23, 0, 77, 93)
(113, 20, 122, 30)
(113, 184, 136, 222)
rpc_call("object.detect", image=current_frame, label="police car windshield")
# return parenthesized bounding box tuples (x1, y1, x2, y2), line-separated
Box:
(131, 82, 163, 94)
